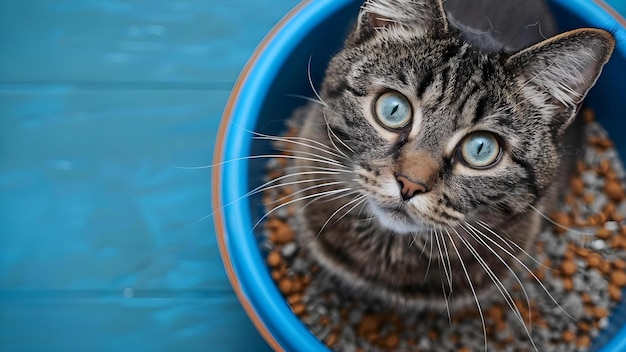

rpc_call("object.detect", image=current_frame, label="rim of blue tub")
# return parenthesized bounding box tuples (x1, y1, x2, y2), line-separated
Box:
(213, 1, 626, 351)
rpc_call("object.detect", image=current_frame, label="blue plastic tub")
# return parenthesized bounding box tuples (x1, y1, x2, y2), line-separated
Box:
(214, 0, 626, 350)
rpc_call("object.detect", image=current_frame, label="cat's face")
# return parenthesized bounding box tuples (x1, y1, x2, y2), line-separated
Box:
(289, 0, 614, 310)
(312, 0, 614, 242)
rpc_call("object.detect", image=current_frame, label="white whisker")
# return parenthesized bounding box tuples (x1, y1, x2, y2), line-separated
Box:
(464, 222, 533, 326)
(253, 187, 353, 231)
(316, 194, 366, 238)
(255, 135, 347, 161)
(234, 124, 340, 156)
(274, 148, 349, 170)
(172, 153, 346, 170)
(283, 165, 352, 174)
(476, 220, 548, 269)
(269, 180, 351, 206)
(434, 227, 453, 324)
(307, 56, 327, 108)
(461, 223, 538, 351)
(529, 204, 593, 236)
(423, 228, 435, 284)
(319, 184, 361, 203)
(475, 221, 575, 321)
(323, 110, 355, 155)
(447, 227, 488, 352)
(286, 93, 326, 106)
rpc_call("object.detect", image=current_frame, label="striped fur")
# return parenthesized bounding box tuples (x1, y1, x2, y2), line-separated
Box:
(286, 0, 615, 311)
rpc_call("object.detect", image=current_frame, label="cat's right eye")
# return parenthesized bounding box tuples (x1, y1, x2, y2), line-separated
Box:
(374, 91, 412, 130)
(458, 132, 501, 169)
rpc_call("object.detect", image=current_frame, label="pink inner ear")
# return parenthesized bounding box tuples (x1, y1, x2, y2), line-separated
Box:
(368, 12, 395, 29)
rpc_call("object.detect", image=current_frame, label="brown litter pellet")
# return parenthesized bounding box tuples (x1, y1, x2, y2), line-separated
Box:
(287, 293, 302, 305)
(291, 302, 306, 316)
(271, 270, 282, 281)
(583, 193, 595, 204)
(384, 334, 399, 349)
(604, 202, 617, 216)
(427, 329, 438, 341)
(582, 108, 595, 122)
(563, 277, 574, 291)
(561, 259, 577, 276)
(325, 332, 340, 347)
(598, 159, 611, 176)
(577, 335, 592, 348)
(562, 330, 575, 343)
(597, 227, 612, 240)
(319, 315, 330, 326)
(589, 135, 614, 150)
(606, 180, 625, 202)
(569, 177, 585, 196)
(278, 278, 293, 294)
(609, 284, 623, 301)
(579, 321, 591, 332)
(274, 227, 294, 244)
(614, 259, 626, 270)
(610, 271, 626, 287)
(552, 212, 572, 234)
(587, 253, 602, 268)
(266, 251, 282, 267)
(600, 260, 613, 275)
(593, 307, 609, 319)
(613, 211, 625, 222)
(575, 246, 590, 258)
(611, 236, 625, 250)
(357, 314, 381, 337)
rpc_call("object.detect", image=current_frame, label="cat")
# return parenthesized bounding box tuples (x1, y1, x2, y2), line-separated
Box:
(277, 0, 615, 313)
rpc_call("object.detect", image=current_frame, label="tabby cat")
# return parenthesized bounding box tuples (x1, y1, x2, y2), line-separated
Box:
(280, 0, 615, 312)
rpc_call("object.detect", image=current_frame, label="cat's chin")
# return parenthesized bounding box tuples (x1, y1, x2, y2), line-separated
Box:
(367, 202, 431, 235)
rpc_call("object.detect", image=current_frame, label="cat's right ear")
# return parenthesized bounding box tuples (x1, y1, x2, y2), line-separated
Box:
(347, 0, 449, 46)
(506, 28, 615, 127)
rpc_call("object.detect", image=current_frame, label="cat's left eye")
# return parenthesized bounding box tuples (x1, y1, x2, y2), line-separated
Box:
(459, 132, 501, 169)
(374, 91, 412, 130)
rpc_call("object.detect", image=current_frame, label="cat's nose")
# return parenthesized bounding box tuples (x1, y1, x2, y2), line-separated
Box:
(396, 174, 429, 201)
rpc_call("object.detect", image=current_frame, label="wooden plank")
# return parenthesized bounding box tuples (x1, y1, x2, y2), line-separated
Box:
(0, 0, 300, 83)
(0, 88, 233, 292)
(0, 87, 276, 350)
(0, 294, 269, 351)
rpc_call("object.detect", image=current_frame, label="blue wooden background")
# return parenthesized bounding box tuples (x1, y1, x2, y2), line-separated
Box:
(1, 1, 625, 351)
(0, 0, 301, 351)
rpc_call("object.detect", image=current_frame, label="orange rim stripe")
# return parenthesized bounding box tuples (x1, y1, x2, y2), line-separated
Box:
(212, 1, 312, 351)
(593, 0, 626, 27)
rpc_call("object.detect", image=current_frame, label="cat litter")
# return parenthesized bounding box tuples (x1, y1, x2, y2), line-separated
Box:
(260, 108, 626, 351)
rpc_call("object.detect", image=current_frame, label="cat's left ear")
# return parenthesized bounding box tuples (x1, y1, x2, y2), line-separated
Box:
(506, 28, 615, 125)
(348, 0, 449, 45)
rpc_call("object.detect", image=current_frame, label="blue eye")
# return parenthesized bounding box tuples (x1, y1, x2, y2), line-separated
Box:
(374, 91, 412, 129)
(460, 132, 501, 168)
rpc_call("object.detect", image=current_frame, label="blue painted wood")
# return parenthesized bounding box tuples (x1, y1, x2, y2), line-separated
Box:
(1, 295, 264, 351)
(0, 0, 301, 350)
(0, 0, 299, 83)
(0, 87, 273, 351)
(0, 89, 228, 291)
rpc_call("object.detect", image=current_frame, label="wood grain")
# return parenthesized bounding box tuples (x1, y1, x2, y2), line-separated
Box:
(0, 1, 300, 351)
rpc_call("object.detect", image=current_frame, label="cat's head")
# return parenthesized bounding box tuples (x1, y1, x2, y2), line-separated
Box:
(316, 0, 615, 237)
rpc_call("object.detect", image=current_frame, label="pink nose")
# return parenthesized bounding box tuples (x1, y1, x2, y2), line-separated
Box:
(396, 174, 428, 201)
